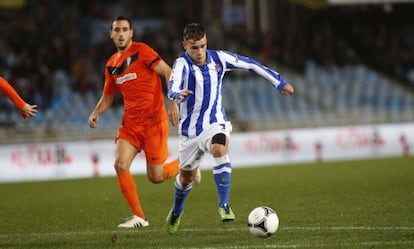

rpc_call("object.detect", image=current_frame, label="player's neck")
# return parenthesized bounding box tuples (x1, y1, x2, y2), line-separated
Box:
(117, 41, 133, 54)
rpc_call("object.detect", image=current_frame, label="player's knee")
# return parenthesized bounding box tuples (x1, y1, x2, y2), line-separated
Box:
(210, 133, 227, 157)
(180, 170, 194, 186)
(147, 175, 164, 184)
(114, 160, 129, 173)
(147, 166, 166, 184)
(210, 143, 227, 157)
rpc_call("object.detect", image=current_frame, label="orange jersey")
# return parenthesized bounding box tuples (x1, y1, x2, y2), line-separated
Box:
(104, 42, 167, 124)
(0, 76, 25, 109)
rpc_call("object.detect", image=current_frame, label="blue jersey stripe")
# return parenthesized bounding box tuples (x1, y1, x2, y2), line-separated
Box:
(181, 55, 196, 137)
(195, 67, 211, 136)
(209, 51, 224, 124)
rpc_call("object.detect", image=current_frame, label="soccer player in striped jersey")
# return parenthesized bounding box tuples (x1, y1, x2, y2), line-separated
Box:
(0, 76, 37, 119)
(166, 23, 294, 234)
(88, 16, 180, 229)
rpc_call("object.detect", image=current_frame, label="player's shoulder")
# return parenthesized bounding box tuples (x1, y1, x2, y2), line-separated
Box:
(173, 53, 189, 66)
(216, 49, 237, 58)
(210, 50, 238, 65)
(106, 52, 120, 66)
(134, 42, 156, 52)
(120, 41, 155, 54)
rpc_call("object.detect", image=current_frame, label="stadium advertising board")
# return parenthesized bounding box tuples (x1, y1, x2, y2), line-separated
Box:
(0, 123, 412, 183)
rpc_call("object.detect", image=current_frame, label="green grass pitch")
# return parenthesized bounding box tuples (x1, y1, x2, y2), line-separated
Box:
(0, 156, 413, 249)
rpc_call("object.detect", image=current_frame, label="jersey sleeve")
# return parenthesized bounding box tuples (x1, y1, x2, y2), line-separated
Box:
(0, 76, 26, 109)
(103, 64, 119, 95)
(168, 57, 187, 100)
(140, 43, 162, 69)
(219, 50, 287, 92)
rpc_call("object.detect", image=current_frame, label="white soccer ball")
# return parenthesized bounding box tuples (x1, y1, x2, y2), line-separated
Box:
(247, 206, 279, 238)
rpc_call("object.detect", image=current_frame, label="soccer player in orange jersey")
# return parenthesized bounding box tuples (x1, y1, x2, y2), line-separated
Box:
(0, 76, 37, 119)
(88, 16, 180, 228)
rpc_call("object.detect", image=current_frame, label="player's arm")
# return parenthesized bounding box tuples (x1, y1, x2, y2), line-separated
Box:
(88, 94, 114, 128)
(220, 51, 294, 96)
(0, 76, 37, 119)
(154, 59, 179, 127)
(167, 59, 193, 103)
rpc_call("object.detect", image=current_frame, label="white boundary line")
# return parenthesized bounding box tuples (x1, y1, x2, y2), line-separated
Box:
(1, 226, 413, 238)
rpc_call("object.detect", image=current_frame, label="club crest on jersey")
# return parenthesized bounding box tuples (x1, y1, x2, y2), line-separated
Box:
(215, 64, 221, 72)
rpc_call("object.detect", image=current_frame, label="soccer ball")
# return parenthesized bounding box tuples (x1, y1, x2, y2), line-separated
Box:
(247, 206, 279, 238)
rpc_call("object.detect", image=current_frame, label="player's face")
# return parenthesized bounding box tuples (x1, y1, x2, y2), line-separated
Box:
(183, 34, 207, 66)
(110, 20, 133, 52)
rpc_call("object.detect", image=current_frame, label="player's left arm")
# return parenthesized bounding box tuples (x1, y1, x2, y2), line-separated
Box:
(154, 59, 179, 127)
(220, 51, 294, 96)
(0, 76, 37, 118)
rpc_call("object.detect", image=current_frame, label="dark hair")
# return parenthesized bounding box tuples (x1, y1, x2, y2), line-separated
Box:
(183, 23, 205, 41)
(110, 16, 132, 30)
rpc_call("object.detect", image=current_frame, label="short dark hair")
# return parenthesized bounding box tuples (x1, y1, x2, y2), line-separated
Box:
(110, 16, 132, 30)
(183, 23, 205, 41)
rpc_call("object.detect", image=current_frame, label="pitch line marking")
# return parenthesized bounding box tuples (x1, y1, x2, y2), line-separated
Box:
(0, 226, 413, 238)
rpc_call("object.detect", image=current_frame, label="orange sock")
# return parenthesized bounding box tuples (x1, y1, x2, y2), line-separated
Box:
(163, 158, 179, 179)
(117, 171, 145, 218)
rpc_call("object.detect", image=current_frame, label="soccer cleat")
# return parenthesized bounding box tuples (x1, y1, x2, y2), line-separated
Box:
(117, 215, 149, 228)
(218, 203, 236, 222)
(166, 209, 183, 234)
(194, 167, 201, 184)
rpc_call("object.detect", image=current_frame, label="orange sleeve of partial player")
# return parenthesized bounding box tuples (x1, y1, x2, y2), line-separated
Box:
(103, 77, 119, 95)
(0, 76, 26, 109)
(139, 43, 162, 69)
(103, 56, 120, 96)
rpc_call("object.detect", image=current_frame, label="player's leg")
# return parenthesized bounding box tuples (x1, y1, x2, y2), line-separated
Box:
(166, 137, 203, 234)
(115, 138, 149, 228)
(145, 120, 179, 183)
(146, 160, 180, 184)
(146, 159, 179, 183)
(171, 167, 198, 214)
(209, 133, 235, 222)
(166, 168, 196, 234)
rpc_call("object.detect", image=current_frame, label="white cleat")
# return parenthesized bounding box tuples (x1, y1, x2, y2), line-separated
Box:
(194, 167, 201, 184)
(118, 215, 149, 228)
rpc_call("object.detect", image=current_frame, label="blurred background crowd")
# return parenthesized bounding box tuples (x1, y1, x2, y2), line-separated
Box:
(1, 0, 413, 144)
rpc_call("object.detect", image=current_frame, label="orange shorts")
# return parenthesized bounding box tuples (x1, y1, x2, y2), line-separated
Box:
(116, 118, 169, 165)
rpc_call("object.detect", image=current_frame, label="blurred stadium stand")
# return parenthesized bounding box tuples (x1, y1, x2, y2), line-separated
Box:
(1, 0, 414, 144)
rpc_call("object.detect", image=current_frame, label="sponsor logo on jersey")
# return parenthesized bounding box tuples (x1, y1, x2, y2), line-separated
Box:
(116, 72, 137, 84)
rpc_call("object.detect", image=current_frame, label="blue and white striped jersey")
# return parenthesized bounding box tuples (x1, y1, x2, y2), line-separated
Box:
(168, 49, 288, 138)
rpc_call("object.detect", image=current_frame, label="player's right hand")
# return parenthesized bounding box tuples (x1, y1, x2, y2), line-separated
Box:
(88, 112, 99, 128)
(19, 103, 37, 119)
(168, 100, 179, 127)
(177, 89, 193, 103)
